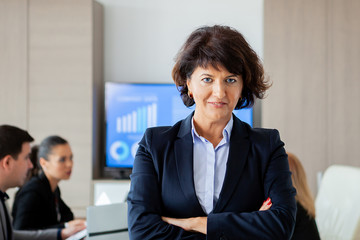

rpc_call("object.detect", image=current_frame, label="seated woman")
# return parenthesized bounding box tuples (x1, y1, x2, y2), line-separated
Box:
(127, 25, 297, 239)
(287, 152, 321, 240)
(12, 135, 85, 231)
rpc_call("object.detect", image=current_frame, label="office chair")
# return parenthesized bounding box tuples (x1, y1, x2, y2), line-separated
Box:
(315, 165, 360, 239)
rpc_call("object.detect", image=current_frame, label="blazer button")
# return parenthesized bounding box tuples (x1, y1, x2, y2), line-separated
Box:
(219, 236, 227, 240)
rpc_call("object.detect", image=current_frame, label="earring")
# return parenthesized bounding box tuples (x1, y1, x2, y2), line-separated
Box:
(188, 90, 193, 99)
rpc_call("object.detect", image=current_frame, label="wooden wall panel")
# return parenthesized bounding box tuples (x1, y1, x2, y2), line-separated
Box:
(92, 1, 104, 180)
(264, 0, 328, 195)
(328, 0, 360, 167)
(28, 0, 93, 217)
(264, 0, 360, 196)
(0, 0, 28, 128)
(1, 0, 102, 216)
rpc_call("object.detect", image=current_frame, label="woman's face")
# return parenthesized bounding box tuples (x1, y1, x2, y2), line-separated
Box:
(42, 143, 73, 181)
(187, 64, 243, 124)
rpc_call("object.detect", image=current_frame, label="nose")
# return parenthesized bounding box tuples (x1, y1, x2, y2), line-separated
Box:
(213, 80, 226, 99)
(67, 159, 73, 168)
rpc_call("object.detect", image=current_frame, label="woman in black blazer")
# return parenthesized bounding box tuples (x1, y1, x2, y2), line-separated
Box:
(12, 136, 85, 231)
(127, 25, 297, 240)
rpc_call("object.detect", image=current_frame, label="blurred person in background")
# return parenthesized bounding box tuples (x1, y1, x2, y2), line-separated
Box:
(287, 152, 320, 240)
(12, 136, 85, 232)
(0, 125, 84, 240)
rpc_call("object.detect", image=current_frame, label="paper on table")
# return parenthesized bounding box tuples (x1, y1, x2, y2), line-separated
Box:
(65, 229, 88, 240)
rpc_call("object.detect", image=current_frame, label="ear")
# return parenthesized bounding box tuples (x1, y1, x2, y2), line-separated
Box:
(186, 79, 191, 91)
(0, 155, 13, 171)
(39, 157, 47, 169)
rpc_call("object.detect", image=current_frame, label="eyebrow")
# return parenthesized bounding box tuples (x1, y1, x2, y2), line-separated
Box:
(200, 73, 238, 78)
(56, 155, 72, 159)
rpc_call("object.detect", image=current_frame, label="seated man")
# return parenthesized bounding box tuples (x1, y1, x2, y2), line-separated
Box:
(0, 124, 85, 240)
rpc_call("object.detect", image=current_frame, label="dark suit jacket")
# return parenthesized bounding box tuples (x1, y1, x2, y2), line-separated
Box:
(12, 173, 74, 230)
(1, 191, 59, 240)
(291, 202, 320, 240)
(127, 113, 297, 240)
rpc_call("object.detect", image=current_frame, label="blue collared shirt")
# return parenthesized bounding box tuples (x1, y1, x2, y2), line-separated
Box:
(191, 116, 233, 214)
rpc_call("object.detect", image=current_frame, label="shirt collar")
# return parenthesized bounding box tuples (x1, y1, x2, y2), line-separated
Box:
(0, 190, 9, 201)
(191, 115, 234, 143)
(223, 115, 233, 142)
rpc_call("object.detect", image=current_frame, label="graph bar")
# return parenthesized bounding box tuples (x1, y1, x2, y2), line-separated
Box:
(117, 103, 158, 133)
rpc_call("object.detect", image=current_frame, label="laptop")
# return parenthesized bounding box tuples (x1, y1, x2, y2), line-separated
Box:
(86, 202, 129, 240)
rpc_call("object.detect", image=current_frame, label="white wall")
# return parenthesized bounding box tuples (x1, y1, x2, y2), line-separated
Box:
(96, 0, 264, 83)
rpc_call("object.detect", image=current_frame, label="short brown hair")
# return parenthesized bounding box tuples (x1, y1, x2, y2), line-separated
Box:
(172, 25, 270, 109)
(0, 125, 34, 160)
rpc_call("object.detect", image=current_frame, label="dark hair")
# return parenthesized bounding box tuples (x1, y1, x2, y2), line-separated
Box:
(27, 145, 40, 179)
(0, 125, 34, 160)
(172, 25, 271, 109)
(38, 135, 68, 161)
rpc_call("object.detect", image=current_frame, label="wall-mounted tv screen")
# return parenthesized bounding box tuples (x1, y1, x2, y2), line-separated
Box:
(104, 82, 253, 178)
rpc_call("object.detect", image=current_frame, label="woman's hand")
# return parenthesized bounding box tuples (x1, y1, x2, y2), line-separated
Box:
(161, 198, 271, 235)
(259, 197, 272, 211)
(161, 216, 207, 234)
(61, 219, 86, 239)
(66, 219, 86, 228)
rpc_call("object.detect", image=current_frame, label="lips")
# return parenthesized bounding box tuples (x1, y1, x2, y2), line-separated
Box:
(209, 101, 226, 106)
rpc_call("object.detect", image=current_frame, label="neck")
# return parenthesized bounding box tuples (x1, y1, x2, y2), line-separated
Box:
(0, 175, 9, 193)
(44, 172, 59, 192)
(193, 116, 228, 147)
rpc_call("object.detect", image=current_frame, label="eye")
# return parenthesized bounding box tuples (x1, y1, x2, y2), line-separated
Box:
(59, 157, 66, 163)
(226, 78, 236, 83)
(202, 78, 212, 83)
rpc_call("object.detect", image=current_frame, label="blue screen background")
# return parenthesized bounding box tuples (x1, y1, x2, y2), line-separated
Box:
(105, 82, 252, 168)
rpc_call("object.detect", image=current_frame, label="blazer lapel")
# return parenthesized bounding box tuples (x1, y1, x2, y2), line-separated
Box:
(0, 197, 12, 240)
(0, 199, 9, 240)
(174, 114, 204, 214)
(213, 117, 250, 213)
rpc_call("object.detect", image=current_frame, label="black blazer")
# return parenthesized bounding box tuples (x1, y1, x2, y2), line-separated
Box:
(127, 113, 297, 240)
(12, 173, 73, 230)
(1, 191, 59, 240)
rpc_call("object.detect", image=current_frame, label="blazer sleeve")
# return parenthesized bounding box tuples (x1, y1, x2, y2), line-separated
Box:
(127, 129, 201, 240)
(13, 229, 59, 240)
(13, 188, 67, 230)
(12, 189, 43, 230)
(207, 129, 297, 240)
(58, 190, 74, 223)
